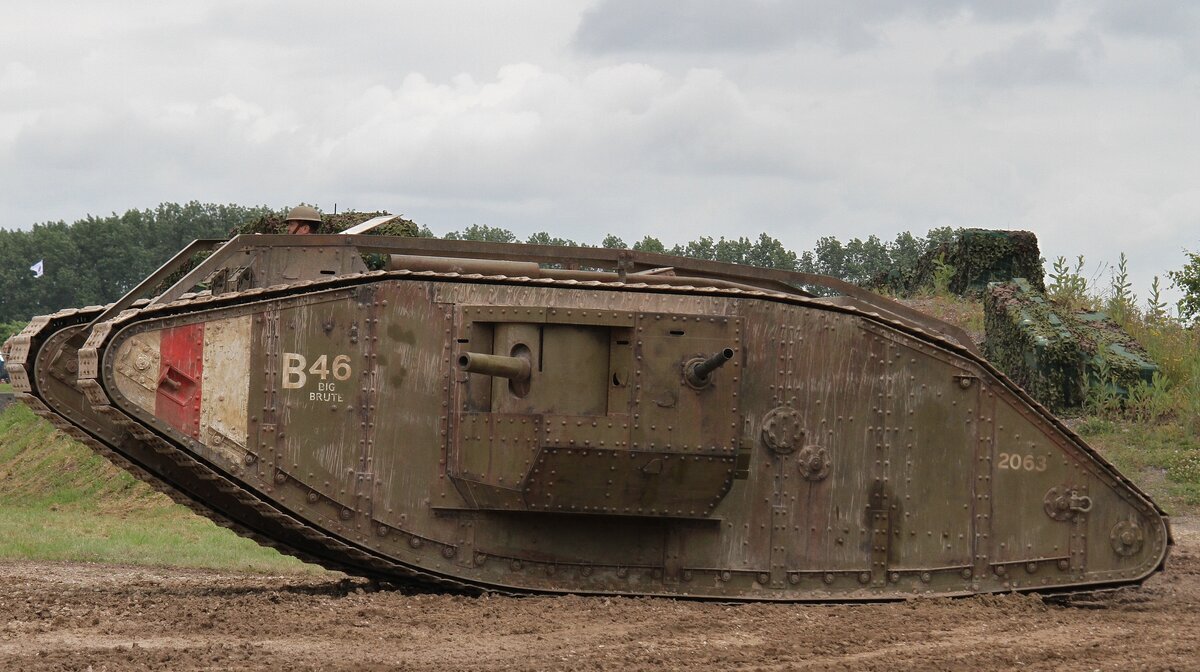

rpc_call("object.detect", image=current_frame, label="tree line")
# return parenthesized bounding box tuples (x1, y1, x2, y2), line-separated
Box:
(445, 223, 958, 288)
(0, 202, 273, 328)
(0, 202, 1195, 332)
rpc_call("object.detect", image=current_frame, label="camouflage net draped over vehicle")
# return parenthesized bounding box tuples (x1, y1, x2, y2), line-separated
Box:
(234, 210, 419, 238)
(149, 211, 421, 294)
(883, 229, 1045, 297)
(983, 279, 1158, 413)
(236, 210, 420, 270)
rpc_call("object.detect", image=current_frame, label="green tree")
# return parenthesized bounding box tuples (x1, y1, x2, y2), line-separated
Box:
(1170, 248, 1200, 322)
(0, 202, 274, 323)
(444, 224, 517, 243)
(714, 237, 753, 265)
(888, 231, 923, 272)
(600, 234, 626, 249)
(632, 236, 666, 254)
(812, 236, 847, 279)
(673, 236, 716, 261)
(796, 250, 817, 274)
(842, 235, 889, 285)
(746, 233, 798, 270)
(0, 320, 27, 347)
(525, 232, 578, 247)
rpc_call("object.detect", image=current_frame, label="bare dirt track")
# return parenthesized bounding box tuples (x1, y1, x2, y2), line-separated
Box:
(2, 520, 1198, 672)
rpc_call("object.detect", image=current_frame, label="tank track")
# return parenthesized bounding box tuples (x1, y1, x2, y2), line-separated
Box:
(12, 267, 1168, 597)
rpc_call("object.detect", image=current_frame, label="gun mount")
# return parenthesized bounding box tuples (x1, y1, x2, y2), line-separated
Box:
(684, 348, 735, 388)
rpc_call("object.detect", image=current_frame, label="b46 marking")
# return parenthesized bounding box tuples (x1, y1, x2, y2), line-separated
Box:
(998, 452, 1047, 472)
(281, 353, 354, 401)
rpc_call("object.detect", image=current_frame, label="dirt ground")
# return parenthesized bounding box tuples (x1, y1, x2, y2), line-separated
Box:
(2, 520, 1198, 671)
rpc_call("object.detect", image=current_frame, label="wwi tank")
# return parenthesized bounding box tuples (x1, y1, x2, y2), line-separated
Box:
(4, 232, 1170, 600)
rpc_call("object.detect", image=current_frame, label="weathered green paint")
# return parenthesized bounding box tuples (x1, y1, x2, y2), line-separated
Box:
(10, 235, 1171, 600)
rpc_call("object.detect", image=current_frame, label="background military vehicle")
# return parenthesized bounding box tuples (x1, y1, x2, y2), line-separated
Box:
(4, 232, 1169, 599)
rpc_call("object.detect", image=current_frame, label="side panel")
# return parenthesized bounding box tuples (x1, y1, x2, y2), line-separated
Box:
(155, 324, 204, 439)
(989, 400, 1075, 567)
(765, 309, 881, 578)
(112, 331, 161, 414)
(880, 335, 976, 572)
(370, 282, 458, 535)
(270, 293, 371, 513)
(200, 316, 252, 466)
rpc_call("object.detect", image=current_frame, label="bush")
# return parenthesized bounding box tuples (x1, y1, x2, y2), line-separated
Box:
(1169, 249, 1200, 323)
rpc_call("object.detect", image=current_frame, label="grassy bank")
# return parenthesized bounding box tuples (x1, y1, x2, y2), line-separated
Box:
(0, 404, 325, 574)
(0, 506, 322, 573)
(1082, 422, 1200, 511)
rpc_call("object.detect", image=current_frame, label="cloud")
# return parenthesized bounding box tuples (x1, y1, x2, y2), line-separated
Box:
(940, 32, 1096, 91)
(1091, 0, 1200, 40)
(0, 62, 36, 91)
(315, 63, 815, 206)
(2, 0, 1199, 307)
(573, 0, 1067, 54)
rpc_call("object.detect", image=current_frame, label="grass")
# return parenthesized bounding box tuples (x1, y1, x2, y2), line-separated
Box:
(0, 382, 12, 394)
(0, 506, 321, 573)
(1079, 420, 1200, 511)
(0, 403, 327, 574)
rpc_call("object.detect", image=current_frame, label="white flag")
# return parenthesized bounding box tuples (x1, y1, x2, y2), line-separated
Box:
(30, 260, 44, 278)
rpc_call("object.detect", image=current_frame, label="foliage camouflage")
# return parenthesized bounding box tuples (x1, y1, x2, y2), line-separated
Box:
(902, 229, 1044, 298)
(234, 208, 422, 272)
(984, 279, 1158, 413)
(234, 209, 419, 238)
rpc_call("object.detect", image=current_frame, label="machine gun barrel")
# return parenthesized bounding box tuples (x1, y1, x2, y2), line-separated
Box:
(686, 348, 735, 387)
(457, 352, 531, 381)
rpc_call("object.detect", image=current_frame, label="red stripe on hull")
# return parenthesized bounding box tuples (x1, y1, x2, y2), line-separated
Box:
(155, 324, 204, 438)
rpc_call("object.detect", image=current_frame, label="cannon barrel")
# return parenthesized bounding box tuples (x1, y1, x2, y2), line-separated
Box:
(686, 348, 735, 387)
(457, 352, 531, 381)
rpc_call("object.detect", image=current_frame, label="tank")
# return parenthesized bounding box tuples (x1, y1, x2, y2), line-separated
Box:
(3, 233, 1170, 599)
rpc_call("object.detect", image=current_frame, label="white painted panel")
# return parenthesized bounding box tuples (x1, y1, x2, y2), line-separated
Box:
(201, 315, 252, 464)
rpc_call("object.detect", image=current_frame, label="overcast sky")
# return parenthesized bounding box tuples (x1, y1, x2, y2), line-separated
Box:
(3, 1, 1198, 305)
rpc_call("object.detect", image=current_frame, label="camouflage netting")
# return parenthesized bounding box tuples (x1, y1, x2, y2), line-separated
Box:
(151, 210, 421, 294)
(236, 210, 420, 271)
(895, 229, 1045, 297)
(233, 210, 419, 238)
(984, 279, 1158, 413)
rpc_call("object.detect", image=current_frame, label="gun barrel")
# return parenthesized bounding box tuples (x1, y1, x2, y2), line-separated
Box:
(687, 348, 735, 386)
(457, 352, 531, 381)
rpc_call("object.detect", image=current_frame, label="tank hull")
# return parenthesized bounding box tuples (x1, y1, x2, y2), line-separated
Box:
(0, 264, 1161, 600)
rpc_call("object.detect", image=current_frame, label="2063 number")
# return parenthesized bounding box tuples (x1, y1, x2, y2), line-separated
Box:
(997, 452, 1047, 472)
